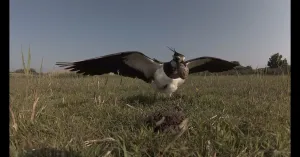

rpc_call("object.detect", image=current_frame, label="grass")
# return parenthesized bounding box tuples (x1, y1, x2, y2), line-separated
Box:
(9, 74, 290, 157)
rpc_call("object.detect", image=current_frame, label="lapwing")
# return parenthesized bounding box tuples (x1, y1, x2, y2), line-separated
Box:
(56, 47, 239, 97)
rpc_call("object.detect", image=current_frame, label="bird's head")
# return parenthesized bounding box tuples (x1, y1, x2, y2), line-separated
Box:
(167, 47, 185, 63)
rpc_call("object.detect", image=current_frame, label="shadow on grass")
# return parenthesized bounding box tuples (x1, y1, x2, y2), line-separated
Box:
(123, 94, 163, 106)
(20, 148, 81, 157)
(123, 93, 194, 107)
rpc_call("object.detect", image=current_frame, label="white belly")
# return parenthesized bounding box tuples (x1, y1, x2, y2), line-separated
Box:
(151, 66, 185, 94)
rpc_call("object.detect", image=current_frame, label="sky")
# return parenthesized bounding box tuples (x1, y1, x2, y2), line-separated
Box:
(10, 0, 290, 72)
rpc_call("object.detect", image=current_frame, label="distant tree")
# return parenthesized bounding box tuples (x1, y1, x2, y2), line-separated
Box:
(14, 68, 38, 74)
(231, 61, 241, 66)
(245, 65, 253, 70)
(267, 53, 288, 68)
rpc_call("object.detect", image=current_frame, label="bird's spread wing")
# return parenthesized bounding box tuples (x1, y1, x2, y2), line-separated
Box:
(152, 58, 164, 64)
(184, 57, 239, 74)
(56, 51, 162, 83)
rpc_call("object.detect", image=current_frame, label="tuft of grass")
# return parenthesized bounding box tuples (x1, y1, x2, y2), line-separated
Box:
(39, 57, 43, 74)
(20, 44, 32, 76)
(9, 74, 290, 157)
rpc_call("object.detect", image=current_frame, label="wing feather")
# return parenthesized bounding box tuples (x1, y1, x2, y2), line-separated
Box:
(56, 51, 162, 83)
(184, 57, 239, 74)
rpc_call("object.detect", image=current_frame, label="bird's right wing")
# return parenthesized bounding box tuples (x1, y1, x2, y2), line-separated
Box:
(184, 56, 239, 74)
(56, 51, 162, 83)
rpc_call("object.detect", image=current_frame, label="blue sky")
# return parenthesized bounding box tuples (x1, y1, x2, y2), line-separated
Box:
(10, 0, 290, 72)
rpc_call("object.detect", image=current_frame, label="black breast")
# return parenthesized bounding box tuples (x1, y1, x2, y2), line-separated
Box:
(163, 62, 189, 79)
(177, 63, 189, 79)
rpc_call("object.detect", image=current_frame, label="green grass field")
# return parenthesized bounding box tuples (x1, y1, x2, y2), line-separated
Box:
(9, 74, 290, 157)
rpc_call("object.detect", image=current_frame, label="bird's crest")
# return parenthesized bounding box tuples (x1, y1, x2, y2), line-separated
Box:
(167, 46, 184, 57)
(167, 46, 185, 63)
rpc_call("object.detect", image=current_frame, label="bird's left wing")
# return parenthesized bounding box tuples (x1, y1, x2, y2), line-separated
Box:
(184, 57, 239, 74)
(56, 51, 162, 83)
(152, 58, 164, 64)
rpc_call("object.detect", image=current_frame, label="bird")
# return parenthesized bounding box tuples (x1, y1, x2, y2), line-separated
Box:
(56, 47, 239, 97)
